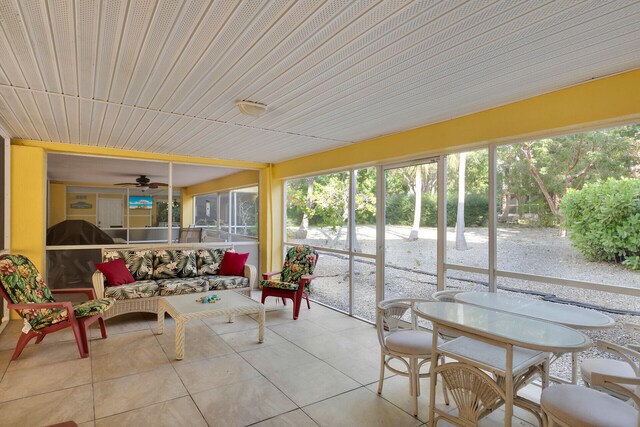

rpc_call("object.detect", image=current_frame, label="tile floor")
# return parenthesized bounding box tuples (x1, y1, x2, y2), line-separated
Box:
(0, 292, 540, 426)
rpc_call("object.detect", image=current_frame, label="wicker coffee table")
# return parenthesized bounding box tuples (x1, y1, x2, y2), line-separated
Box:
(156, 290, 265, 360)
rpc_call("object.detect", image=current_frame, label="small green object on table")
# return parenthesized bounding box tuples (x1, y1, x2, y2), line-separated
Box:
(196, 295, 221, 304)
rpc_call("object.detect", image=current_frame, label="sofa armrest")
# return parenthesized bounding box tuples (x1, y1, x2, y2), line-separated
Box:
(261, 271, 281, 279)
(243, 264, 257, 289)
(91, 270, 106, 299)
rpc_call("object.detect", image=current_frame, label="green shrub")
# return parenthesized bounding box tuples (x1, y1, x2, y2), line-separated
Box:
(561, 179, 640, 269)
(447, 193, 489, 226)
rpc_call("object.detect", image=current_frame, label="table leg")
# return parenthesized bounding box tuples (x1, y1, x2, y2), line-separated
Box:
(258, 307, 265, 343)
(428, 325, 438, 426)
(175, 319, 185, 360)
(156, 306, 165, 335)
(504, 344, 513, 427)
(571, 352, 578, 384)
(228, 313, 235, 323)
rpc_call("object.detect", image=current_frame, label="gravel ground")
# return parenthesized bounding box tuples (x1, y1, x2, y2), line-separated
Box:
(289, 225, 640, 382)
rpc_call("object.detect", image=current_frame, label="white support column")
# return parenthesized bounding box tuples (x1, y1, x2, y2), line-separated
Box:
(376, 165, 385, 303)
(437, 155, 447, 291)
(348, 170, 355, 315)
(168, 162, 173, 243)
(488, 146, 497, 292)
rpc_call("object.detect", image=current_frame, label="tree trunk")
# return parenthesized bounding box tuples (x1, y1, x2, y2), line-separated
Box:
(455, 153, 468, 250)
(523, 144, 563, 220)
(499, 184, 510, 223)
(295, 178, 313, 238)
(408, 165, 422, 240)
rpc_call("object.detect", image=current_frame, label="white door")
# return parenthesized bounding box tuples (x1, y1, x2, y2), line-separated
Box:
(98, 198, 124, 228)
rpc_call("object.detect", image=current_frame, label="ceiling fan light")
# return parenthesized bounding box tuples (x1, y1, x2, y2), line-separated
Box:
(236, 100, 267, 117)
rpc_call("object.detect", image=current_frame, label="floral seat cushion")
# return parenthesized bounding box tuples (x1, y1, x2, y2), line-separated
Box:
(196, 248, 225, 275)
(205, 275, 249, 290)
(104, 280, 159, 300)
(0, 254, 115, 330)
(103, 250, 154, 281)
(260, 245, 317, 292)
(157, 277, 208, 296)
(30, 298, 116, 330)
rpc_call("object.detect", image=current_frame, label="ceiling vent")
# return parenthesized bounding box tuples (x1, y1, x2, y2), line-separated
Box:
(236, 100, 267, 117)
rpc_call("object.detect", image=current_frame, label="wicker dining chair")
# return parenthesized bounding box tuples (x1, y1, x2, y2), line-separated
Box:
(376, 297, 449, 417)
(542, 340, 640, 427)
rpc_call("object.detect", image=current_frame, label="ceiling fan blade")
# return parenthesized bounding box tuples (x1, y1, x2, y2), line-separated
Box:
(115, 182, 139, 186)
(148, 182, 169, 188)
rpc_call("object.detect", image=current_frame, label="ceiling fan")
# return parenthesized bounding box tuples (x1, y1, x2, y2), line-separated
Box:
(115, 175, 168, 191)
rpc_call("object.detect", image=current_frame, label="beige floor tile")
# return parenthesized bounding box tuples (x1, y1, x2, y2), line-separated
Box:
(291, 332, 367, 361)
(304, 387, 422, 427)
(92, 342, 170, 382)
(192, 375, 296, 427)
(174, 353, 261, 394)
(0, 349, 12, 380)
(261, 359, 360, 407)
(268, 319, 329, 341)
(324, 346, 388, 385)
(336, 324, 380, 349)
(0, 357, 91, 402)
(90, 329, 157, 356)
(0, 321, 23, 351)
(95, 396, 207, 427)
(78, 422, 95, 427)
(366, 374, 451, 422)
(93, 364, 187, 419)
(6, 339, 84, 371)
(240, 341, 318, 373)
(439, 407, 536, 426)
(91, 313, 152, 337)
(248, 309, 297, 326)
(251, 409, 318, 427)
(156, 321, 235, 361)
(0, 383, 94, 426)
(202, 313, 259, 334)
(309, 314, 368, 332)
(220, 327, 285, 352)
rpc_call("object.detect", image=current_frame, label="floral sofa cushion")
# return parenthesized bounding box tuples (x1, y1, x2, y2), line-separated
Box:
(157, 277, 208, 296)
(104, 280, 159, 300)
(153, 249, 197, 280)
(204, 275, 249, 290)
(196, 248, 225, 275)
(104, 250, 154, 281)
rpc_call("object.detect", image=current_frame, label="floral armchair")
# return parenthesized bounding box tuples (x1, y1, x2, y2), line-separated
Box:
(260, 245, 318, 320)
(0, 254, 115, 360)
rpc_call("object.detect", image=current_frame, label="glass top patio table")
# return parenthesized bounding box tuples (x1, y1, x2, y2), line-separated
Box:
(414, 301, 591, 352)
(454, 291, 615, 330)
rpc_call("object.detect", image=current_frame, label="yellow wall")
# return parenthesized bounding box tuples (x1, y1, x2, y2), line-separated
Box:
(48, 183, 66, 226)
(184, 170, 260, 196)
(274, 69, 640, 179)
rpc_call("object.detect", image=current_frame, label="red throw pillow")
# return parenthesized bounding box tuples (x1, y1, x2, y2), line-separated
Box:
(95, 258, 135, 286)
(219, 251, 249, 276)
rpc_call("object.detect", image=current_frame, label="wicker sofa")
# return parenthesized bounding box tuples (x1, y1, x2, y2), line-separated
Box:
(91, 245, 256, 319)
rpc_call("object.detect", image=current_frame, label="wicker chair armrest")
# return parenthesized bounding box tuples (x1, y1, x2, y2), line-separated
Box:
(591, 372, 640, 407)
(91, 270, 106, 299)
(51, 288, 97, 299)
(243, 264, 257, 289)
(596, 340, 640, 376)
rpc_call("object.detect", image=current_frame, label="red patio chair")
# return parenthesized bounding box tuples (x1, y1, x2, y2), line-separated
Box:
(260, 245, 318, 320)
(0, 254, 115, 360)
